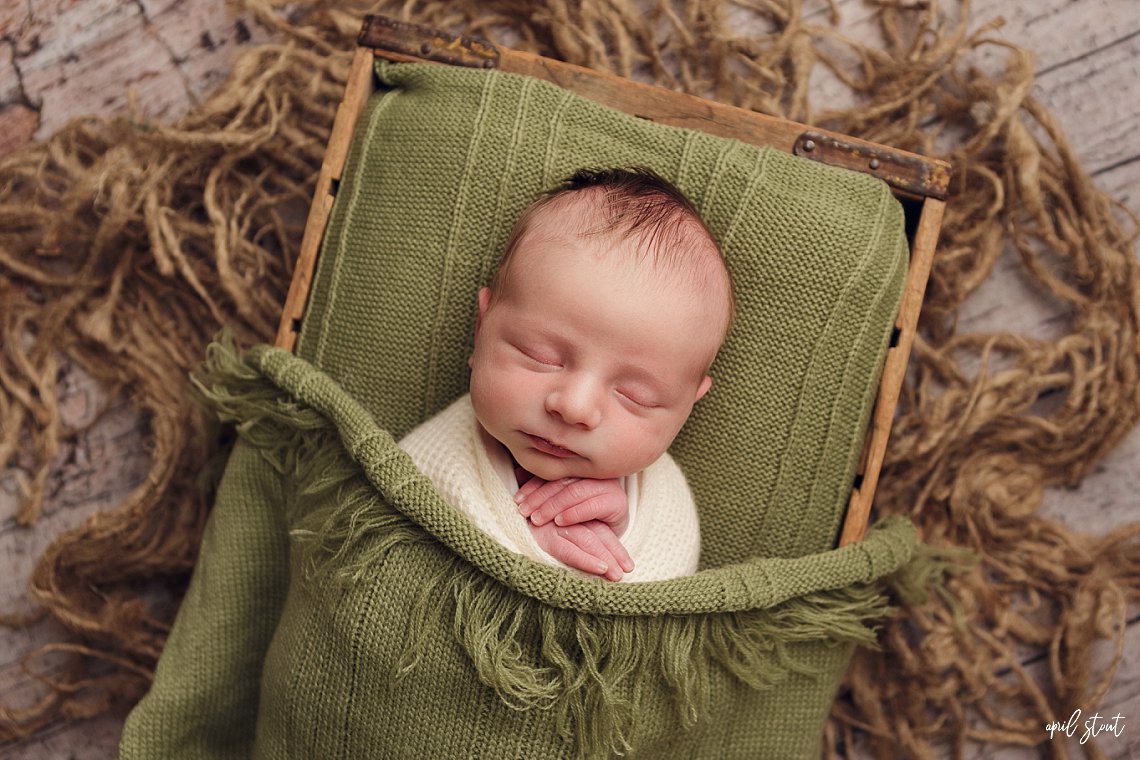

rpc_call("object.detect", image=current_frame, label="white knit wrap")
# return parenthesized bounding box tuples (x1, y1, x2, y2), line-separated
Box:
(398, 395, 700, 582)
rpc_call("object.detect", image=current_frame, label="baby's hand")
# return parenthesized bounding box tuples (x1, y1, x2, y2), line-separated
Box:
(515, 476, 630, 537)
(528, 520, 633, 582)
(515, 475, 634, 578)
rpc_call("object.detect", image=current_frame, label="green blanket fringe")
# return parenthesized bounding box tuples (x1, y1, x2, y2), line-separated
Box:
(194, 338, 953, 758)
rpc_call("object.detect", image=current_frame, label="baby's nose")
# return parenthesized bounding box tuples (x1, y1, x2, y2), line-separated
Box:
(545, 379, 602, 430)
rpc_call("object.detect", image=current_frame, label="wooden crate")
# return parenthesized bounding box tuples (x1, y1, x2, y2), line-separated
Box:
(274, 15, 951, 548)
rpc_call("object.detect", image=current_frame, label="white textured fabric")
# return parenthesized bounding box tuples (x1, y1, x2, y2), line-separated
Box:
(398, 394, 701, 582)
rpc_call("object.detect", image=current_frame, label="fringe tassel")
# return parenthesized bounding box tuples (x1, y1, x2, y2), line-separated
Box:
(886, 541, 976, 608)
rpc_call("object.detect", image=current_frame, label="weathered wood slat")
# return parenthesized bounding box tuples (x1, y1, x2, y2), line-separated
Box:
(839, 197, 946, 545)
(0, 0, 269, 155)
(1033, 31, 1140, 176)
(274, 46, 376, 352)
(356, 16, 950, 200)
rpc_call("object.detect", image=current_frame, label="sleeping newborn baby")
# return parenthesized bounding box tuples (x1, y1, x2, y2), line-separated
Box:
(399, 167, 734, 582)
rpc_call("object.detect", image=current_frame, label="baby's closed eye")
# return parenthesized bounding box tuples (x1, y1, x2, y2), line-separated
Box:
(513, 342, 562, 368)
(615, 387, 660, 409)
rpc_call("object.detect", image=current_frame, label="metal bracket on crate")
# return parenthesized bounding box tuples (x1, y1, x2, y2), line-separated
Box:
(793, 130, 950, 200)
(358, 15, 500, 69)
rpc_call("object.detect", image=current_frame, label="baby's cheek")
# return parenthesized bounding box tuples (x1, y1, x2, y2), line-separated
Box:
(611, 425, 665, 472)
(469, 376, 501, 427)
(472, 366, 530, 424)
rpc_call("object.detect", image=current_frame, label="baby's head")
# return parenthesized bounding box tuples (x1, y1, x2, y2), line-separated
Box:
(469, 168, 734, 481)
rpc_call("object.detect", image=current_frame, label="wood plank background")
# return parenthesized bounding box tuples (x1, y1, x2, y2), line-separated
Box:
(1, 1, 1137, 757)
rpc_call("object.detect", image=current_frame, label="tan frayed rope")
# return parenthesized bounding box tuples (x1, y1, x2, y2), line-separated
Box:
(1, 0, 1137, 756)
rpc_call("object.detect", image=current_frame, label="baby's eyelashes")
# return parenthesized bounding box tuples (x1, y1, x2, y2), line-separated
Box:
(616, 388, 658, 408)
(512, 342, 562, 368)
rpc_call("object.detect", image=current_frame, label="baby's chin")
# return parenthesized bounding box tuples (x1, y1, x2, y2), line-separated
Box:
(515, 456, 590, 482)
(512, 449, 628, 482)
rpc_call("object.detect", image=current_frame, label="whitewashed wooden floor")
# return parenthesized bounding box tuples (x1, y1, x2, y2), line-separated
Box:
(1, 1, 1138, 757)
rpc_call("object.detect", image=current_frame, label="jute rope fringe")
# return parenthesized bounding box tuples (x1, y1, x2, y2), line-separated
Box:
(2, 1, 1137, 756)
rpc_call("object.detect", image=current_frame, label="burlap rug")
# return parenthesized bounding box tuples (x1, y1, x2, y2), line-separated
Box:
(2, 1, 1138, 757)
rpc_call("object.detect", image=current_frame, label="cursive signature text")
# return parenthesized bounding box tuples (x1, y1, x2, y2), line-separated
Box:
(1045, 710, 1125, 744)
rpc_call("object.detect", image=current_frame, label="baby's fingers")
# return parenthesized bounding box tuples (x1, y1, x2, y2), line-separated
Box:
(558, 523, 625, 581)
(529, 522, 608, 577)
(526, 479, 622, 526)
(513, 475, 549, 503)
(551, 493, 626, 528)
(553, 537, 611, 578)
(584, 522, 634, 575)
(515, 477, 575, 518)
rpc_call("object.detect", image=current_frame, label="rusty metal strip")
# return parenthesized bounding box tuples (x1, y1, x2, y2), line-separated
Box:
(357, 15, 500, 69)
(793, 131, 951, 200)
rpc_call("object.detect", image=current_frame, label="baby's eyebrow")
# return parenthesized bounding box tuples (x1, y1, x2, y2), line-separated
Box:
(504, 319, 563, 343)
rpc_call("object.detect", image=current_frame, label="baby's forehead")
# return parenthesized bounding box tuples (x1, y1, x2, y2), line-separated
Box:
(501, 185, 734, 344)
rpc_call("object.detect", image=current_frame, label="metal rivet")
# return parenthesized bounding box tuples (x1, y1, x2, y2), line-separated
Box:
(420, 42, 432, 55)
(803, 139, 815, 152)
(869, 158, 881, 170)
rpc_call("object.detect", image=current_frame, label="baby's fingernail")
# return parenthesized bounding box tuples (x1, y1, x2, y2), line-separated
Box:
(621, 559, 635, 573)
(513, 493, 525, 503)
(553, 515, 566, 526)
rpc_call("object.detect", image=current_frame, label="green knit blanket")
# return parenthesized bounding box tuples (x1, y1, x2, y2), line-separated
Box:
(119, 62, 924, 759)
(120, 344, 927, 759)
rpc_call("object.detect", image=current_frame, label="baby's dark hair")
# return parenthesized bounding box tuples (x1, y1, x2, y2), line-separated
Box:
(554, 167, 710, 259)
(490, 167, 734, 335)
